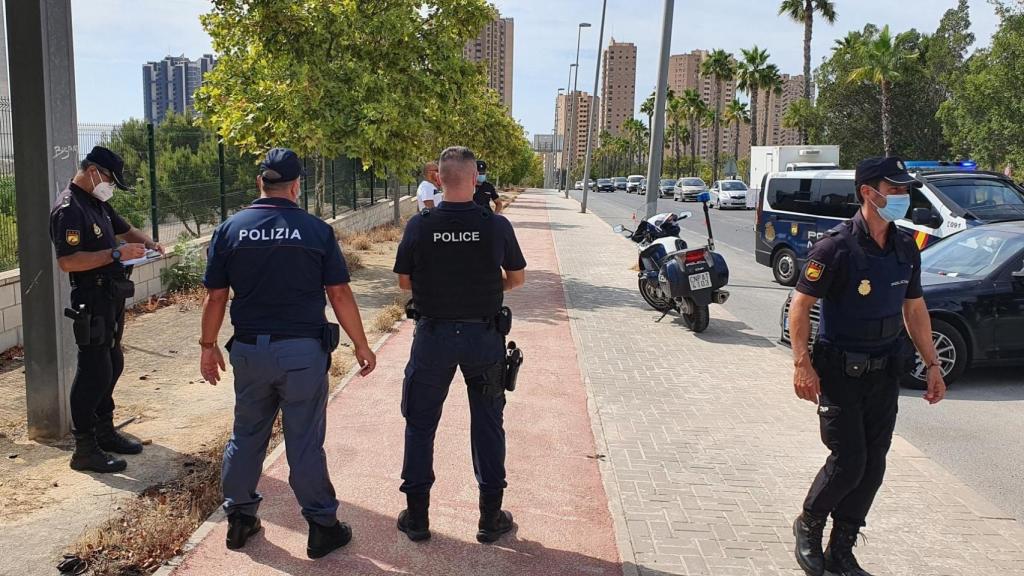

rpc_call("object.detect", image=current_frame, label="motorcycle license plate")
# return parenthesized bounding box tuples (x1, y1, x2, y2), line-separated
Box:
(689, 272, 712, 291)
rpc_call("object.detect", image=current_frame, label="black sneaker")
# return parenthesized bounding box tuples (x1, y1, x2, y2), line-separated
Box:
(307, 520, 352, 559)
(225, 513, 261, 550)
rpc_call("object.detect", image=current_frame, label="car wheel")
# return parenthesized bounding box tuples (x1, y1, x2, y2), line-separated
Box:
(772, 248, 799, 287)
(902, 319, 967, 389)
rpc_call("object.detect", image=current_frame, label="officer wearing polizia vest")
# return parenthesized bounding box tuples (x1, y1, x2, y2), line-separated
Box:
(472, 159, 504, 213)
(199, 148, 377, 558)
(49, 146, 164, 474)
(393, 146, 526, 543)
(789, 157, 946, 576)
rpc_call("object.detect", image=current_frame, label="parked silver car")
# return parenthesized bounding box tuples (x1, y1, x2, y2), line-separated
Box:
(673, 177, 708, 202)
(710, 180, 750, 209)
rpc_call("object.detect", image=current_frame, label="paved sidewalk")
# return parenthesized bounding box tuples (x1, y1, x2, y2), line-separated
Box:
(546, 189, 1024, 575)
(169, 193, 622, 575)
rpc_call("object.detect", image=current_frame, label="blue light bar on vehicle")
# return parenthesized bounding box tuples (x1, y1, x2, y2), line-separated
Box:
(905, 160, 977, 172)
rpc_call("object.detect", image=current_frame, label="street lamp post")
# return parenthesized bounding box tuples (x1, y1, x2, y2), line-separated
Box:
(580, 0, 608, 213)
(565, 22, 591, 198)
(644, 0, 675, 219)
(560, 63, 577, 194)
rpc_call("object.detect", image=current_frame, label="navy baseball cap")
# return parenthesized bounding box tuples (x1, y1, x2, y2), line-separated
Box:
(260, 148, 306, 183)
(85, 146, 130, 190)
(476, 159, 488, 173)
(855, 156, 922, 188)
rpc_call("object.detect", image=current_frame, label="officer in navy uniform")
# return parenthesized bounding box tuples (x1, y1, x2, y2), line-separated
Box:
(393, 146, 526, 543)
(199, 148, 376, 558)
(49, 146, 164, 474)
(472, 159, 504, 213)
(789, 157, 946, 576)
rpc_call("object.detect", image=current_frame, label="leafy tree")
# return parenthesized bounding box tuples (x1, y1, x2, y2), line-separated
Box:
(782, 98, 822, 143)
(848, 25, 918, 156)
(736, 46, 770, 147)
(724, 99, 750, 164)
(666, 93, 690, 179)
(701, 50, 735, 182)
(779, 0, 838, 123)
(680, 89, 707, 176)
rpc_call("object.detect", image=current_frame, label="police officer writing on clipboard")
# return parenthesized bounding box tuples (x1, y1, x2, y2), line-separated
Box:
(473, 159, 504, 213)
(49, 146, 164, 474)
(199, 148, 376, 558)
(789, 157, 946, 576)
(393, 146, 526, 544)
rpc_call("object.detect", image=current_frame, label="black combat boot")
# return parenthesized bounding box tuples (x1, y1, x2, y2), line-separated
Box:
(824, 521, 875, 576)
(225, 513, 261, 550)
(307, 519, 352, 559)
(69, 432, 127, 473)
(476, 491, 514, 544)
(397, 492, 431, 541)
(95, 420, 144, 455)
(793, 512, 827, 576)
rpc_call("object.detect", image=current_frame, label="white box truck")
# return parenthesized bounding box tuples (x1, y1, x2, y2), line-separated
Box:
(747, 145, 841, 208)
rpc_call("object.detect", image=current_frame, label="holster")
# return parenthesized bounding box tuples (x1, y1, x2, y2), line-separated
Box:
(110, 278, 136, 300)
(843, 352, 870, 378)
(495, 306, 512, 336)
(504, 341, 523, 392)
(64, 304, 107, 347)
(321, 323, 341, 353)
(405, 299, 419, 320)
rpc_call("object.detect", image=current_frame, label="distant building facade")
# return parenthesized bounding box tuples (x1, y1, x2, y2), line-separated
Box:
(555, 91, 599, 181)
(600, 39, 637, 140)
(142, 54, 216, 124)
(667, 50, 739, 164)
(756, 73, 807, 147)
(464, 14, 514, 108)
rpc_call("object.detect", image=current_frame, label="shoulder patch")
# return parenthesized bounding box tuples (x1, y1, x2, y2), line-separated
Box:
(421, 209, 431, 217)
(805, 259, 825, 282)
(65, 230, 81, 246)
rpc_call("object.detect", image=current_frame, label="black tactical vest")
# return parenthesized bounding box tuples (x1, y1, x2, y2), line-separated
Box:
(411, 207, 504, 319)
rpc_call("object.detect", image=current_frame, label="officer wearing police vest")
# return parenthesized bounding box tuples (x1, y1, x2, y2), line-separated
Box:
(393, 146, 526, 544)
(49, 146, 164, 474)
(199, 148, 376, 558)
(789, 157, 946, 576)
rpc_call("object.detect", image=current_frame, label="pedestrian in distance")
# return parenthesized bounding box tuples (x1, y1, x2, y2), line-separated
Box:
(393, 146, 526, 544)
(199, 148, 377, 558)
(473, 159, 504, 213)
(789, 157, 946, 576)
(416, 161, 444, 211)
(49, 146, 164, 474)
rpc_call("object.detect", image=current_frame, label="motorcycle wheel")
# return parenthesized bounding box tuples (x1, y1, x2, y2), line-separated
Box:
(638, 277, 673, 312)
(682, 303, 710, 333)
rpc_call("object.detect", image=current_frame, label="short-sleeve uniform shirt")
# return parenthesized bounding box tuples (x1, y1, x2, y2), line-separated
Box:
(49, 183, 131, 275)
(473, 182, 500, 209)
(203, 197, 350, 338)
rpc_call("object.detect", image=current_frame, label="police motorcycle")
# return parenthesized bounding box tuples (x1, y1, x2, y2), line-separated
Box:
(614, 192, 730, 333)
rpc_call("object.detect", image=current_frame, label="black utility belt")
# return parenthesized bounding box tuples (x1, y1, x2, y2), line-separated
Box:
(228, 323, 341, 354)
(815, 344, 891, 378)
(405, 301, 513, 336)
(71, 274, 135, 299)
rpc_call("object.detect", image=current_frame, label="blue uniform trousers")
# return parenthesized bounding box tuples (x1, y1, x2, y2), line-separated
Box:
(222, 336, 339, 526)
(400, 320, 507, 495)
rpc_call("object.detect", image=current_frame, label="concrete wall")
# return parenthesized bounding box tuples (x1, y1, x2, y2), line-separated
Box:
(0, 196, 417, 353)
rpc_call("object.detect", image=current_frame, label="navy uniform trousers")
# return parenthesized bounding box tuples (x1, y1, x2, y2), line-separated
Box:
(222, 336, 339, 526)
(401, 319, 507, 495)
(803, 349, 900, 527)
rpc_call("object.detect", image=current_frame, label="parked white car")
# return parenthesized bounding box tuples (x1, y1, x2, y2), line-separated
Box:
(574, 180, 583, 190)
(710, 180, 750, 209)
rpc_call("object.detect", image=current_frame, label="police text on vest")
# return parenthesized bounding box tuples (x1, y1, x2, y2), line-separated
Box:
(240, 228, 303, 241)
(433, 231, 480, 243)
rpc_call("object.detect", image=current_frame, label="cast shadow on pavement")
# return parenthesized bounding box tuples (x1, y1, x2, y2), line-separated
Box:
(228, 474, 683, 576)
(898, 366, 1024, 402)
(510, 220, 582, 232)
(679, 317, 779, 350)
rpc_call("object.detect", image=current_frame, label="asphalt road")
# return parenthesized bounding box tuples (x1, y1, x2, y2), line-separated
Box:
(564, 186, 1024, 526)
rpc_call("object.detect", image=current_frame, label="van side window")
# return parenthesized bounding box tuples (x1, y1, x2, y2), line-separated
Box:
(815, 180, 860, 218)
(767, 178, 813, 213)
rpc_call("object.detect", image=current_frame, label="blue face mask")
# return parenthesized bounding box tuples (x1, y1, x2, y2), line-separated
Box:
(477, 174, 486, 183)
(867, 188, 910, 222)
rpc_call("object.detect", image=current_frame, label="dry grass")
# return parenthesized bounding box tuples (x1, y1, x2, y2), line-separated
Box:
(345, 250, 364, 271)
(372, 299, 406, 334)
(124, 287, 206, 322)
(345, 233, 373, 251)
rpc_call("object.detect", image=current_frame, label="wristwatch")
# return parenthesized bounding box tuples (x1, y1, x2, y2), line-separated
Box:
(111, 248, 122, 263)
(199, 340, 218, 350)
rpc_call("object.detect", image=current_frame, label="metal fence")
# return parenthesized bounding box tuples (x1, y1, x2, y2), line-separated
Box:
(0, 101, 417, 272)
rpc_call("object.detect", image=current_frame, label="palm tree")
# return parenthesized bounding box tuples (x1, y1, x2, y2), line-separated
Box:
(759, 64, 783, 146)
(724, 99, 751, 167)
(848, 25, 916, 156)
(680, 89, 707, 177)
(779, 0, 838, 110)
(736, 46, 770, 147)
(666, 93, 690, 179)
(833, 30, 864, 56)
(640, 92, 656, 137)
(782, 98, 820, 143)
(622, 118, 648, 171)
(701, 49, 735, 182)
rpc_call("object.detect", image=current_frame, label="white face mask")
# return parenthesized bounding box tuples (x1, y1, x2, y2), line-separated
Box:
(89, 170, 115, 202)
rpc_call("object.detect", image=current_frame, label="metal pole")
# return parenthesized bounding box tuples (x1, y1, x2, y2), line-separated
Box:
(218, 140, 227, 222)
(302, 158, 309, 211)
(331, 159, 336, 218)
(370, 171, 376, 205)
(580, 0, 608, 213)
(644, 0, 675, 219)
(147, 123, 159, 241)
(560, 64, 576, 194)
(352, 158, 358, 210)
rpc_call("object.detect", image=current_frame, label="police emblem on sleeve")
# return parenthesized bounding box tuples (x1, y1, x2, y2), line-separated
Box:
(858, 279, 872, 296)
(805, 260, 824, 282)
(66, 230, 81, 246)
(92, 223, 103, 238)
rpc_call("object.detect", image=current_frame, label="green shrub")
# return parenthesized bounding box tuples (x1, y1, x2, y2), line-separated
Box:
(160, 239, 205, 293)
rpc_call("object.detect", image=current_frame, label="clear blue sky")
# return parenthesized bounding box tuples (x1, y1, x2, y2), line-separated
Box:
(69, 0, 1000, 139)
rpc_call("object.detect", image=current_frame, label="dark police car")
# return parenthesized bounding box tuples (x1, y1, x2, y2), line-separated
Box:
(780, 221, 1024, 388)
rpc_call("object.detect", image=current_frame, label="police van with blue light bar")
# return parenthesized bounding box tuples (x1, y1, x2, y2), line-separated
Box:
(754, 160, 1024, 286)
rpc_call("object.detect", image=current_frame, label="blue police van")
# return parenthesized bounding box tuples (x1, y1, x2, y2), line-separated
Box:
(754, 161, 1024, 285)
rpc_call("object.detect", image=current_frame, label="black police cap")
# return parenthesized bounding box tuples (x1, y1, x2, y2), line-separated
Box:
(476, 159, 488, 173)
(855, 156, 922, 188)
(260, 148, 307, 183)
(85, 146, 130, 190)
